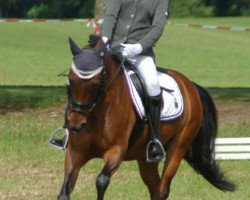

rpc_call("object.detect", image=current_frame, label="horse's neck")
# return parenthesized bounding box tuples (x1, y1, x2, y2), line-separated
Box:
(104, 55, 124, 92)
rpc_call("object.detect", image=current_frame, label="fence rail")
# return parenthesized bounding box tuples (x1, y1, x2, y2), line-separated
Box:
(215, 137, 250, 160)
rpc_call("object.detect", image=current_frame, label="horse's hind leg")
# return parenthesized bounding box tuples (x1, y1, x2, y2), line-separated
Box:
(137, 159, 160, 199)
(57, 148, 87, 200)
(96, 145, 124, 200)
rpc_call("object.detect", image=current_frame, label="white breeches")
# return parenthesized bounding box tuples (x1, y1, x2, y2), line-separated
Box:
(128, 55, 161, 96)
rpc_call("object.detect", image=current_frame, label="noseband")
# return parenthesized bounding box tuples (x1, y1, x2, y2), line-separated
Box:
(67, 90, 96, 115)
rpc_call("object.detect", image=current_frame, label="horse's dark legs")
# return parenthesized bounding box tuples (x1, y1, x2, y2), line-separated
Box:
(137, 159, 160, 199)
(96, 165, 111, 200)
(58, 173, 78, 200)
(57, 148, 87, 200)
(96, 145, 124, 200)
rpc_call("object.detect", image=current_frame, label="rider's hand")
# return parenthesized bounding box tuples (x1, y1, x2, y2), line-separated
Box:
(101, 36, 110, 50)
(102, 36, 109, 43)
(120, 43, 143, 58)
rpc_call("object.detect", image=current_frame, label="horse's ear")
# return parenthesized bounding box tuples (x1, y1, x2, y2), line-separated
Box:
(69, 37, 82, 56)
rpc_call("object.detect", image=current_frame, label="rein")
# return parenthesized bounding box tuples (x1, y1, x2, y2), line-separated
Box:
(103, 58, 125, 92)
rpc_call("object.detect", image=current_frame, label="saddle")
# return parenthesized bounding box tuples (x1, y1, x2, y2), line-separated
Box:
(110, 49, 184, 122)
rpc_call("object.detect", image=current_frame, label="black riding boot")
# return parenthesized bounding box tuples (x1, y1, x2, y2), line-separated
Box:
(146, 94, 165, 162)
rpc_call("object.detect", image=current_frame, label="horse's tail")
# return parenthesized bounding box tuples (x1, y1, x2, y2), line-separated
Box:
(184, 83, 236, 192)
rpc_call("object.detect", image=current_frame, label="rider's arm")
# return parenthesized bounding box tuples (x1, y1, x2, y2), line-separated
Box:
(139, 0, 169, 53)
(101, 0, 122, 40)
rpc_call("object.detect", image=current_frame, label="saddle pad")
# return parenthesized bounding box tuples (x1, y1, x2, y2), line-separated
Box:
(124, 68, 184, 121)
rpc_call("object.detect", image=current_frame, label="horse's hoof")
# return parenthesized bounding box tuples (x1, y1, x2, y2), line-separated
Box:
(57, 195, 70, 200)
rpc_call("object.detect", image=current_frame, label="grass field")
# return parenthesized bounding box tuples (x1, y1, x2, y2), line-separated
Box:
(0, 17, 250, 199)
(0, 107, 249, 200)
(0, 17, 250, 87)
(170, 17, 250, 27)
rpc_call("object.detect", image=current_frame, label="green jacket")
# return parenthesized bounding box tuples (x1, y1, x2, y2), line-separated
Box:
(101, 0, 169, 57)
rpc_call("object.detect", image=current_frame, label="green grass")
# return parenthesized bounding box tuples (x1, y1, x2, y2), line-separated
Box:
(0, 86, 66, 110)
(170, 17, 250, 27)
(0, 18, 250, 87)
(0, 22, 92, 86)
(156, 26, 250, 87)
(0, 109, 249, 200)
(219, 122, 250, 138)
(1, 86, 249, 111)
(208, 88, 250, 103)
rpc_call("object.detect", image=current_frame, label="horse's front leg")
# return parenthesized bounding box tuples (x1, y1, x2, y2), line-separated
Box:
(96, 145, 124, 200)
(57, 148, 88, 200)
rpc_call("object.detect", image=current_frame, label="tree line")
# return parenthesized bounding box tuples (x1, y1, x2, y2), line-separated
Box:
(0, 0, 250, 18)
(0, 0, 95, 18)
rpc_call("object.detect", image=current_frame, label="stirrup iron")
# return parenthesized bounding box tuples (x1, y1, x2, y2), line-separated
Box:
(49, 127, 69, 150)
(146, 139, 166, 162)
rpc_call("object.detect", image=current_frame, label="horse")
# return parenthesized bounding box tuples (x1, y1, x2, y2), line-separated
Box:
(57, 36, 235, 200)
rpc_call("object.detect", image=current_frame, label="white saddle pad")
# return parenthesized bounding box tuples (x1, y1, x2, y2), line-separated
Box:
(124, 68, 184, 121)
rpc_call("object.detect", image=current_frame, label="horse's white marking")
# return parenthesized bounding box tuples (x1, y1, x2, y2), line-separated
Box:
(71, 62, 103, 79)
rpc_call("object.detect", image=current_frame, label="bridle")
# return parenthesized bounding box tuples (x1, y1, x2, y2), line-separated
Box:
(67, 56, 125, 116)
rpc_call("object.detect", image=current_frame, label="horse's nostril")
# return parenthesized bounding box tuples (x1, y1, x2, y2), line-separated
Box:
(69, 121, 86, 132)
(67, 113, 87, 132)
(70, 126, 78, 132)
(81, 123, 86, 129)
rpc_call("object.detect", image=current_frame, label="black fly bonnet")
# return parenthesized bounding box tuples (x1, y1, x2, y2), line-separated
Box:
(66, 37, 109, 115)
(69, 37, 108, 79)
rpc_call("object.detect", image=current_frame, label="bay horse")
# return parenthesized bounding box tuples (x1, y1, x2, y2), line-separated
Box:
(57, 36, 235, 200)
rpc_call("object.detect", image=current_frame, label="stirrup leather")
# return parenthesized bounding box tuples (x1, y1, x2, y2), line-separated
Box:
(49, 127, 69, 150)
(146, 139, 166, 162)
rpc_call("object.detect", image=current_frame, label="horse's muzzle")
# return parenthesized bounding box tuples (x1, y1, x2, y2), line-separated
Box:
(67, 112, 87, 132)
(69, 122, 86, 132)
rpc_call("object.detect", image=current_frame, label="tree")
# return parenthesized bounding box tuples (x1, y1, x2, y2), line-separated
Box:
(0, 0, 95, 18)
(1, 0, 249, 18)
(206, 0, 250, 16)
(94, 0, 108, 17)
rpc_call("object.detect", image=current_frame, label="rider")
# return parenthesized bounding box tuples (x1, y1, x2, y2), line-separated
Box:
(101, 0, 169, 162)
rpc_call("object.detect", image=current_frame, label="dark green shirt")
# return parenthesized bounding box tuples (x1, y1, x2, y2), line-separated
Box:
(101, 0, 169, 57)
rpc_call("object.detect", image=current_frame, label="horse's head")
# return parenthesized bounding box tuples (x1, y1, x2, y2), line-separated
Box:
(66, 37, 107, 132)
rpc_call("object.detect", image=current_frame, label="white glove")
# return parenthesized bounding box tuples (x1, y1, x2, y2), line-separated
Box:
(102, 36, 109, 43)
(101, 36, 110, 50)
(120, 43, 143, 58)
